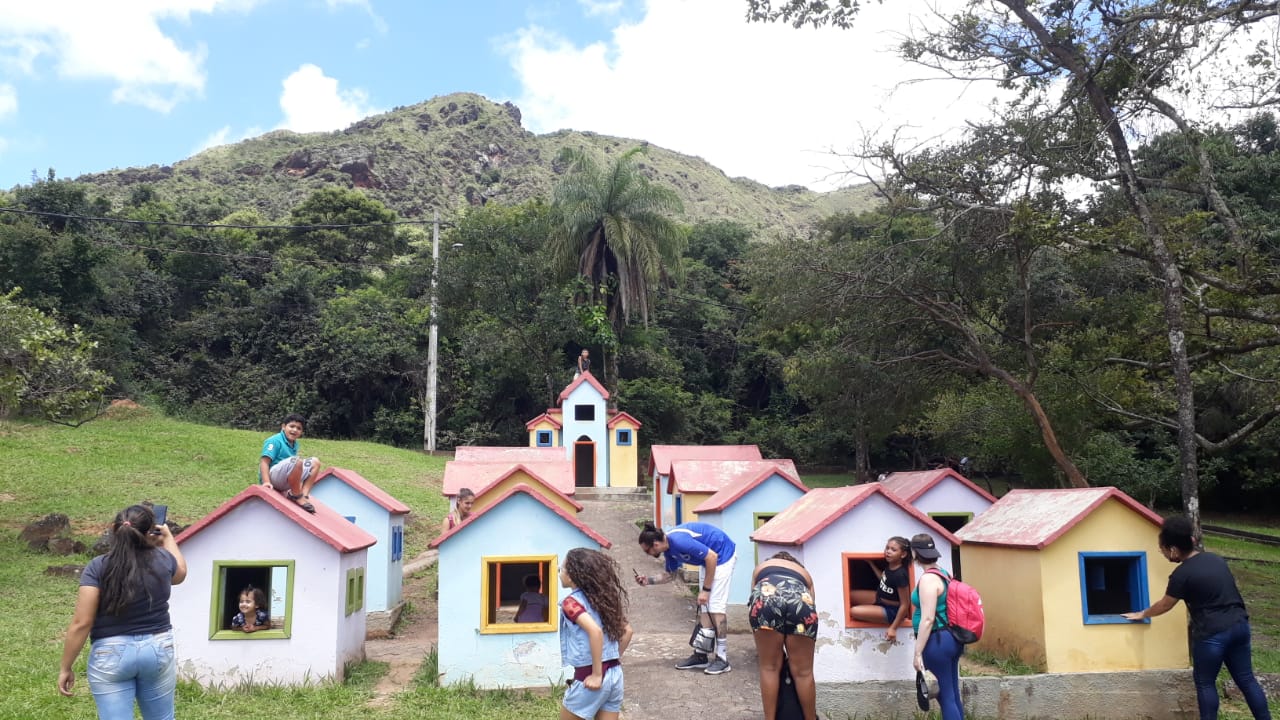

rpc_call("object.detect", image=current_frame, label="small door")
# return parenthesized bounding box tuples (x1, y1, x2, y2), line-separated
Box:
(574, 439, 595, 487)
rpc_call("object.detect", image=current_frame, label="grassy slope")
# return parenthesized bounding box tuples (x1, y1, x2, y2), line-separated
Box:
(0, 406, 560, 719)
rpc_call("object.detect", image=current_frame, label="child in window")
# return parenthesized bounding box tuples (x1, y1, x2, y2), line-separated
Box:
(560, 548, 633, 720)
(231, 585, 270, 633)
(850, 536, 913, 641)
(515, 574, 549, 623)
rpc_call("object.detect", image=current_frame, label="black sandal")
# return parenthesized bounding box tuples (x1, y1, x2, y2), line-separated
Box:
(287, 492, 317, 514)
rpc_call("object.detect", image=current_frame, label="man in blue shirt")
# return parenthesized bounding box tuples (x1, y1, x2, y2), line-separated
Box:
(258, 413, 323, 514)
(636, 521, 737, 675)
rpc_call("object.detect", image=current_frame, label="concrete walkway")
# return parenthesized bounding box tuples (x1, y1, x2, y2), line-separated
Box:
(578, 497, 764, 720)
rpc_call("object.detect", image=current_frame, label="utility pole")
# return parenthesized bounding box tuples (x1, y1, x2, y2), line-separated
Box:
(425, 211, 439, 453)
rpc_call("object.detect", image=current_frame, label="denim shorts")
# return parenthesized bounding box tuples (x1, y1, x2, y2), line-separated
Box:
(563, 664, 624, 717)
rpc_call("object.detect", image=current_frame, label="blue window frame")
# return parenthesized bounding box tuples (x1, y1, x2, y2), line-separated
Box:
(536, 430, 553, 447)
(674, 495, 683, 524)
(616, 429, 632, 446)
(391, 525, 404, 562)
(1078, 551, 1149, 624)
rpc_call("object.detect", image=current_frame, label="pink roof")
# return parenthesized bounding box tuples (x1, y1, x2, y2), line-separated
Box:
(453, 446, 564, 463)
(315, 467, 410, 515)
(176, 485, 376, 553)
(442, 461, 577, 504)
(880, 469, 997, 504)
(606, 411, 643, 429)
(669, 459, 798, 495)
(559, 371, 609, 401)
(647, 445, 762, 476)
(525, 412, 562, 430)
(695, 463, 808, 513)
(429, 482, 611, 550)
(750, 484, 960, 547)
(956, 487, 1163, 550)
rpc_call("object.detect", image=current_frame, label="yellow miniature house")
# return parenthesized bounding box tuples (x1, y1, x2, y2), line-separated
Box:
(956, 487, 1189, 673)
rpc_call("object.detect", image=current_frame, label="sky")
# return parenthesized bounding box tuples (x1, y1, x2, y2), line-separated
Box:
(0, 0, 1004, 192)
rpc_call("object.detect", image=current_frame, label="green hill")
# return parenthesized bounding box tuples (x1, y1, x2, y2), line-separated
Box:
(75, 92, 878, 236)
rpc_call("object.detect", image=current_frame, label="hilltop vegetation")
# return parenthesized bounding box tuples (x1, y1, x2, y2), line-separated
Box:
(75, 92, 878, 237)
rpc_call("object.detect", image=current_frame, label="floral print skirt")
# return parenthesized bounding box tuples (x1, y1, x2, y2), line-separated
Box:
(748, 571, 818, 638)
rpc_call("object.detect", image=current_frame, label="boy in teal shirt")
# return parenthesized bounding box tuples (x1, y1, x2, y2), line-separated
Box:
(258, 413, 322, 513)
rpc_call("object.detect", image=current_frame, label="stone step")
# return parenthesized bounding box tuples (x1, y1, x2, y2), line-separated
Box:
(574, 486, 652, 502)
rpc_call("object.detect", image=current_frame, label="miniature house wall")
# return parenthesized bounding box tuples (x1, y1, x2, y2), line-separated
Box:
(517, 372, 642, 489)
(669, 458, 798, 526)
(648, 445, 762, 527)
(690, 461, 808, 604)
(880, 469, 996, 577)
(526, 410, 563, 448)
(170, 486, 376, 687)
(956, 487, 1188, 673)
(606, 411, 641, 487)
(429, 484, 612, 689)
(443, 461, 577, 515)
(752, 484, 960, 684)
(308, 467, 410, 624)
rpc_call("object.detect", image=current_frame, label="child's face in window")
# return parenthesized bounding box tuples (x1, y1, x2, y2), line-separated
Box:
(281, 421, 305, 442)
(239, 592, 258, 615)
(884, 540, 908, 564)
(457, 496, 474, 516)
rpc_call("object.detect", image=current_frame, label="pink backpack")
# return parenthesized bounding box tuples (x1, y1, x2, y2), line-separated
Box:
(926, 568, 984, 643)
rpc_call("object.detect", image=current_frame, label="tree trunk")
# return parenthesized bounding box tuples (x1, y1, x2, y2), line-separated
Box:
(854, 420, 871, 484)
(987, 365, 1089, 488)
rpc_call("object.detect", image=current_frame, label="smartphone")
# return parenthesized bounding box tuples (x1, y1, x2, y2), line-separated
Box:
(153, 504, 168, 526)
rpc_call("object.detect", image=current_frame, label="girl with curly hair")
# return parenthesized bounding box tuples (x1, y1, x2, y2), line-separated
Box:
(559, 547, 634, 720)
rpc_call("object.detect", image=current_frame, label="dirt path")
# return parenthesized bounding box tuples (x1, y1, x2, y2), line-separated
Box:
(362, 496, 765, 718)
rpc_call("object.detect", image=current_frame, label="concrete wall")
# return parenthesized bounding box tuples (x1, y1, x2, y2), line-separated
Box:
(962, 544, 1047, 669)
(817, 669, 1195, 719)
(654, 471, 673, 527)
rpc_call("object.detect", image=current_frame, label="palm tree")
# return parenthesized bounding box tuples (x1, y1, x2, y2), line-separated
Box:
(550, 146, 686, 389)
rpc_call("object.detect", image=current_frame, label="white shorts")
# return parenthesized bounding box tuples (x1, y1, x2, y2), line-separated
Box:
(268, 456, 318, 491)
(699, 553, 737, 614)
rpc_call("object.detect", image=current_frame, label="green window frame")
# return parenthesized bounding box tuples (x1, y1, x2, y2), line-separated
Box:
(208, 560, 294, 640)
(346, 567, 366, 616)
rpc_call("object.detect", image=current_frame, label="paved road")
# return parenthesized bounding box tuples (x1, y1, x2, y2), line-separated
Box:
(577, 497, 765, 720)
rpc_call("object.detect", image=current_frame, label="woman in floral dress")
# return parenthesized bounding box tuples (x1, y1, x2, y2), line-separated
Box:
(748, 551, 818, 720)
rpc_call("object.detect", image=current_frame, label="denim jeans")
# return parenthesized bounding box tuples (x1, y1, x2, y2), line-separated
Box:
(1191, 621, 1271, 720)
(87, 631, 177, 720)
(923, 629, 965, 720)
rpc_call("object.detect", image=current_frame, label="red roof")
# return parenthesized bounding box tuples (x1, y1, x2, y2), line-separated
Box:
(429, 482, 611, 550)
(559, 371, 609, 401)
(315, 467, 410, 515)
(647, 445, 762, 476)
(606, 411, 642, 429)
(956, 487, 1163, 550)
(695, 463, 808, 513)
(750, 484, 960, 547)
(525, 412, 563, 430)
(442, 461, 577, 505)
(176, 485, 376, 553)
(453, 446, 564, 463)
(880, 469, 997, 504)
(669, 458, 798, 495)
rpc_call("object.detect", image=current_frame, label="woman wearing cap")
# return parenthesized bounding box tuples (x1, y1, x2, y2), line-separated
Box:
(910, 533, 964, 720)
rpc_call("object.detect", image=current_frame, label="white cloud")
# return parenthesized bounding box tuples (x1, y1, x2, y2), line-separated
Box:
(277, 63, 378, 133)
(579, 0, 624, 16)
(0, 83, 16, 120)
(191, 123, 262, 155)
(504, 0, 1004, 190)
(0, 1, 259, 113)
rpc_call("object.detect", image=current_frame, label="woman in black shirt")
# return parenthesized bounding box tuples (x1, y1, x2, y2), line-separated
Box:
(1124, 516, 1270, 720)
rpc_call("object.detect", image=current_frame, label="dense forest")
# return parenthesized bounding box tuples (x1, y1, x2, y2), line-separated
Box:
(5, 0, 1280, 518)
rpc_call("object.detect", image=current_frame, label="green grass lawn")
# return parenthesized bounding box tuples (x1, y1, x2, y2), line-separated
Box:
(0, 406, 560, 719)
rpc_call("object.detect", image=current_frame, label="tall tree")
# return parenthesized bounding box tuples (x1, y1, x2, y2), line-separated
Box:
(746, 0, 1280, 529)
(549, 146, 687, 389)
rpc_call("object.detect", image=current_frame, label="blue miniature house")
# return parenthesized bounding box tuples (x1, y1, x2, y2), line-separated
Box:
(428, 483, 612, 689)
(308, 467, 410, 635)
(689, 460, 808, 604)
(647, 444, 763, 527)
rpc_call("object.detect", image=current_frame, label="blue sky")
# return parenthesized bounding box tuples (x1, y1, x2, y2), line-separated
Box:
(0, 0, 1000, 192)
